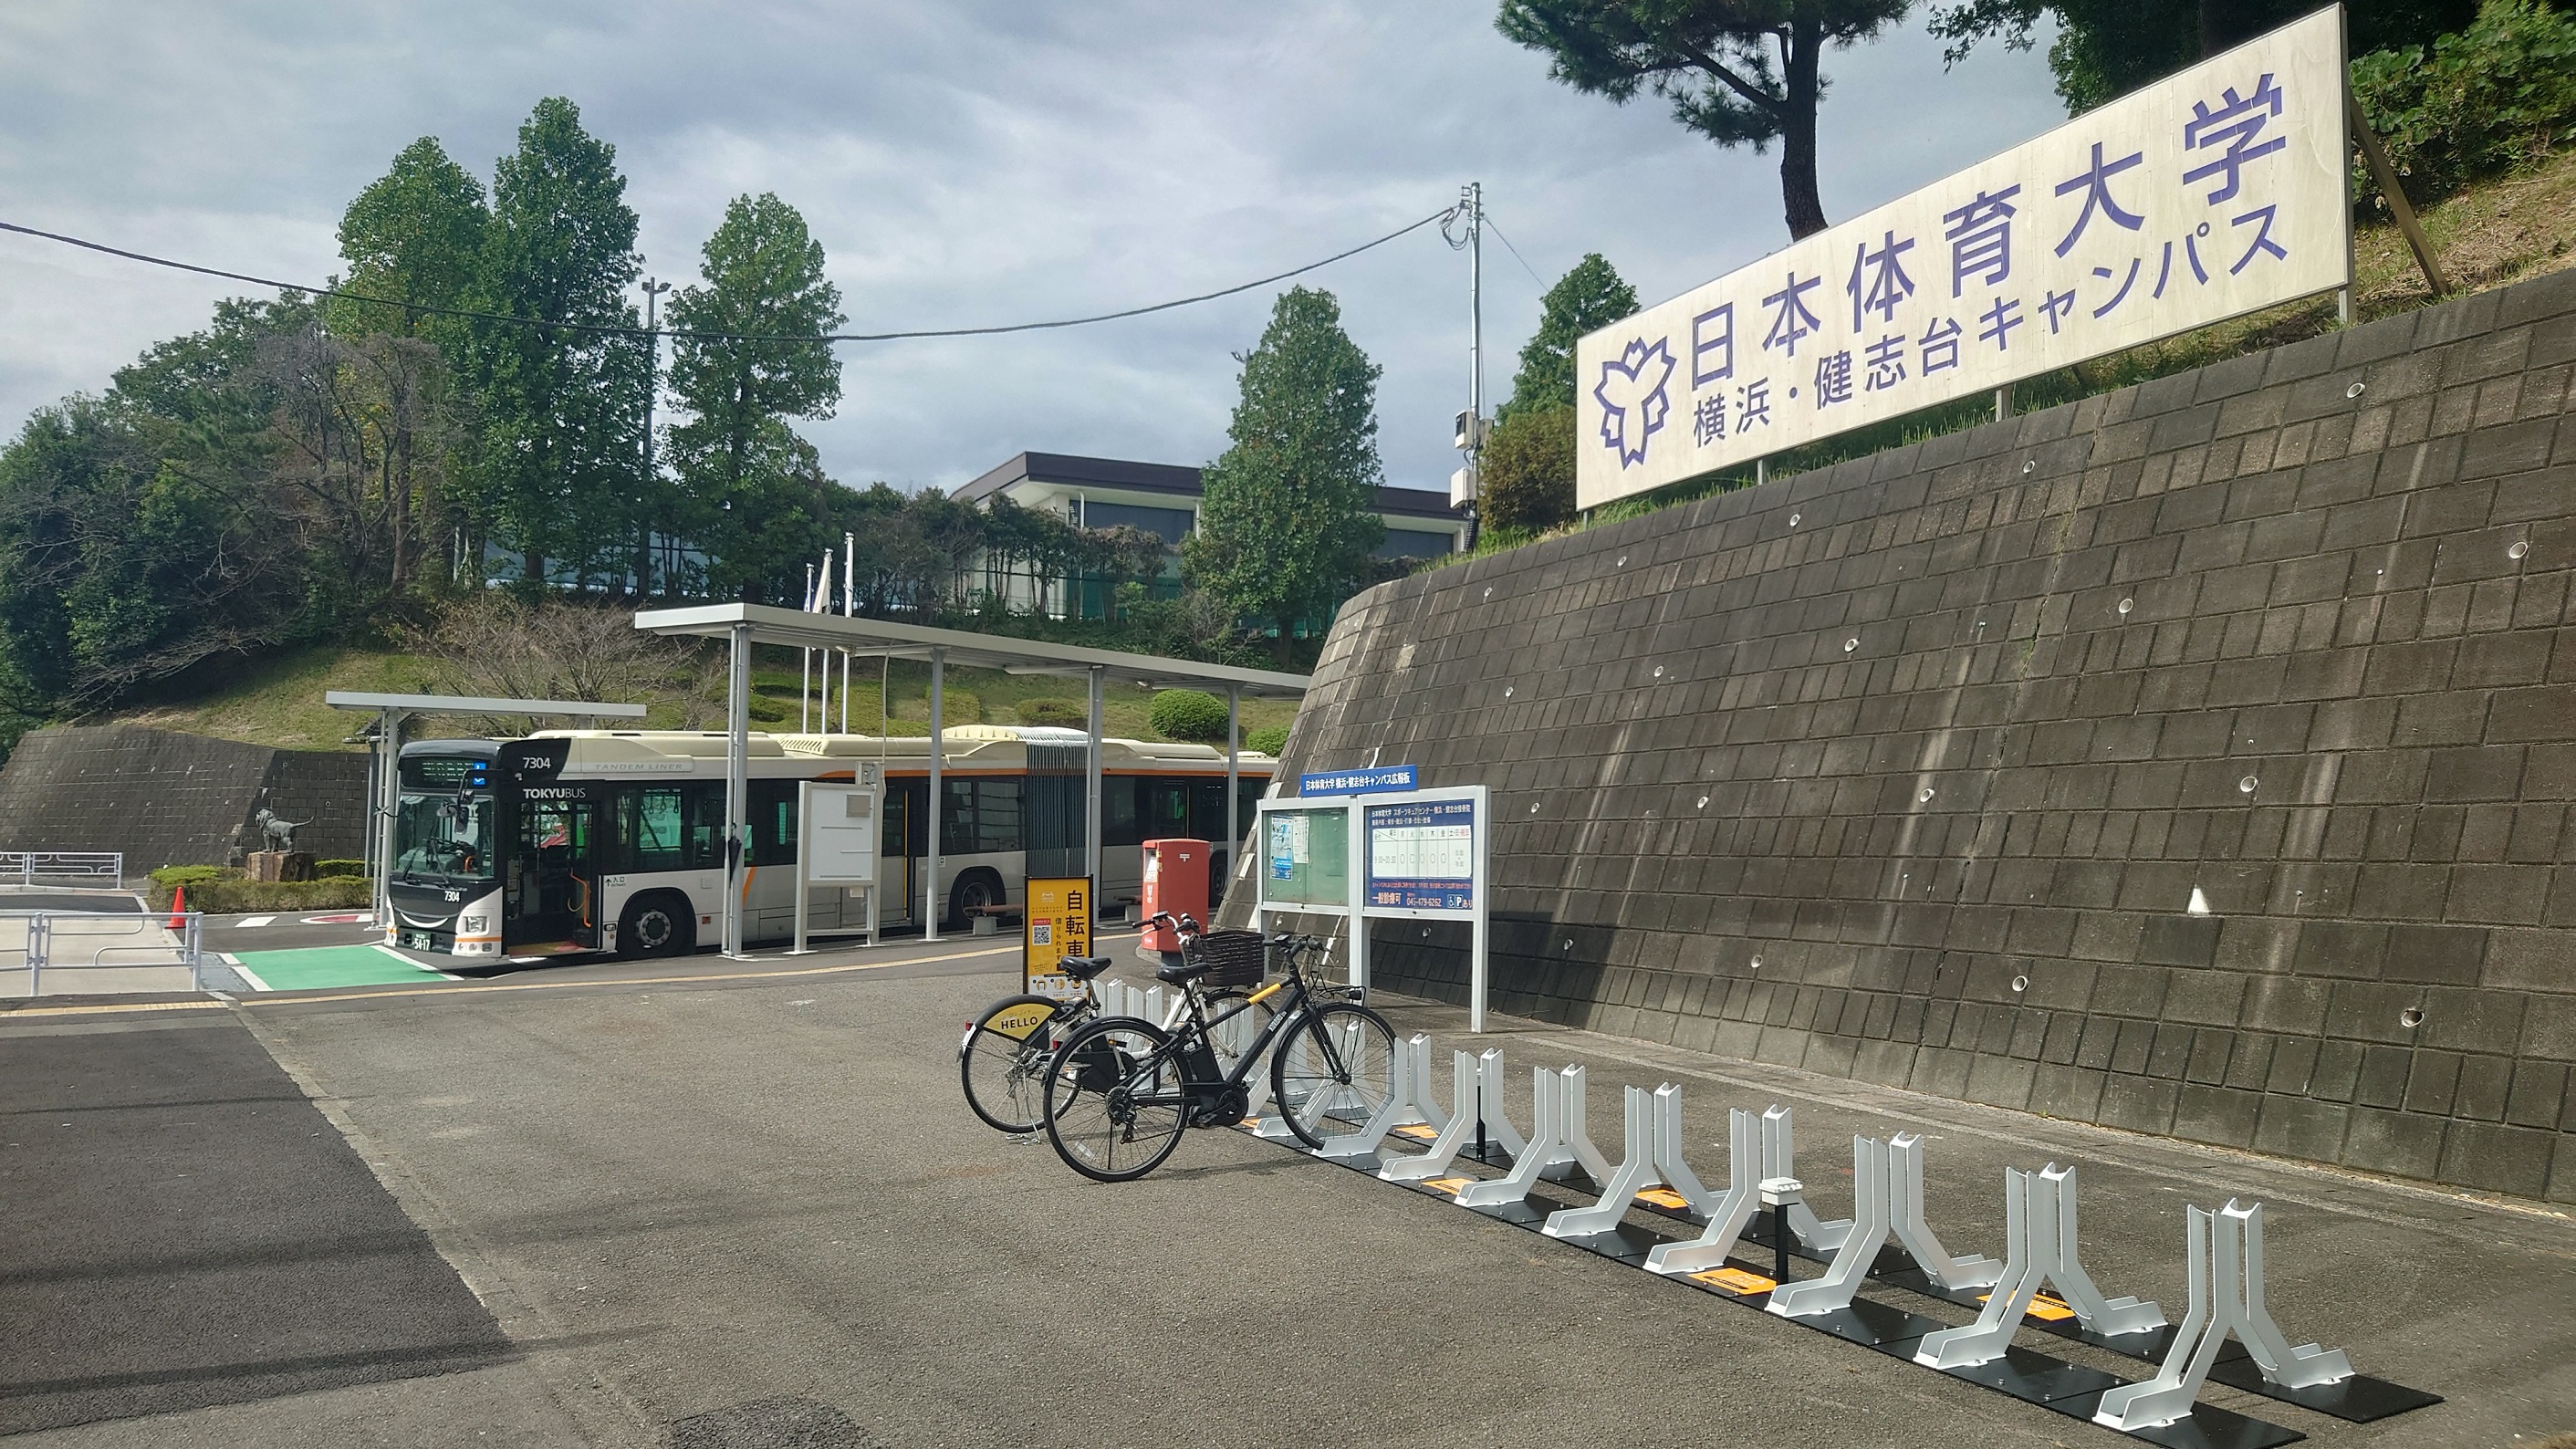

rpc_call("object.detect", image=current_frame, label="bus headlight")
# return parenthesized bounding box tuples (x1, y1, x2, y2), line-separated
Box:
(461, 915, 488, 933)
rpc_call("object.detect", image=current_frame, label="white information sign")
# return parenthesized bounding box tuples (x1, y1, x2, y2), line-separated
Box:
(1576, 5, 2350, 509)
(804, 784, 879, 883)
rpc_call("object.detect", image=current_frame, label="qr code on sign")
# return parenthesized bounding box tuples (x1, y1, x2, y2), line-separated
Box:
(1033, 924, 1052, 945)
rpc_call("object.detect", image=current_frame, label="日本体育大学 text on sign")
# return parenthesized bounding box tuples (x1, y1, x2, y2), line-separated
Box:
(1574, 5, 2350, 511)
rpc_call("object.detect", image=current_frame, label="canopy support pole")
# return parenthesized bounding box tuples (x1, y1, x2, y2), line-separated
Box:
(724, 622, 750, 958)
(1225, 685, 1241, 896)
(1086, 665, 1105, 899)
(925, 647, 944, 942)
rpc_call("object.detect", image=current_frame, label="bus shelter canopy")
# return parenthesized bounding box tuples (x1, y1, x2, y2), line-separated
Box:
(630, 602, 1309, 957)
(629, 603, 1311, 696)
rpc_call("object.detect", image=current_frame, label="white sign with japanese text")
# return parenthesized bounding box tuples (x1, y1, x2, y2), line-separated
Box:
(1575, 5, 2350, 509)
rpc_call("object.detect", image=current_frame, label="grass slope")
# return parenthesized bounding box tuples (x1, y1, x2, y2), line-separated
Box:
(90, 643, 1296, 753)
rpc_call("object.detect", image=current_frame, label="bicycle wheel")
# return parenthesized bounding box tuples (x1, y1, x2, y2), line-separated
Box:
(960, 994, 1083, 1133)
(1269, 1002, 1398, 1149)
(1043, 1016, 1189, 1183)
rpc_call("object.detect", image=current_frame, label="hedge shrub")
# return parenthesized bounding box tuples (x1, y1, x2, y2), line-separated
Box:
(2352, 0, 2576, 203)
(1148, 689, 1231, 743)
(1017, 698, 1086, 727)
(1245, 725, 1289, 756)
(148, 875, 372, 912)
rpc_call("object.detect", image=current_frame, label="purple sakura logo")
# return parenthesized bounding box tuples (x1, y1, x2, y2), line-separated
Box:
(1593, 338, 1677, 468)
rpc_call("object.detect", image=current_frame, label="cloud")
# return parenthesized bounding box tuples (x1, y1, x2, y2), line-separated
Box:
(0, 1, 2063, 494)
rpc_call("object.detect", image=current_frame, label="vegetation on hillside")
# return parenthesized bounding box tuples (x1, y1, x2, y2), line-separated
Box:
(1445, 9, 2576, 568)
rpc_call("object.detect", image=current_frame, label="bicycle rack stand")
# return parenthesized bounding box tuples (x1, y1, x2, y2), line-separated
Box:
(1545, 1082, 1714, 1237)
(2095, 1200, 2355, 1433)
(1739, 1105, 1854, 1254)
(1888, 1131, 2004, 1291)
(1915, 1163, 2164, 1371)
(1454, 1066, 1565, 1207)
(1768, 1135, 1894, 1319)
(1644, 1106, 1766, 1277)
(1379, 1048, 1485, 1182)
(1316, 1032, 1442, 1160)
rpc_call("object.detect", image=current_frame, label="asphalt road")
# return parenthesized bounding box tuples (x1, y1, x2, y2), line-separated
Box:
(3, 935, 2569, 1447)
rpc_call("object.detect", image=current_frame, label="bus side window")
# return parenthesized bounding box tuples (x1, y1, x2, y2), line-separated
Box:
(1101, 777, 1141, 849)
(685, 783, 725, 870)
(976, 778, 1022, 853)
(635, 787, 684, 871)
(749, 780, 798, 865)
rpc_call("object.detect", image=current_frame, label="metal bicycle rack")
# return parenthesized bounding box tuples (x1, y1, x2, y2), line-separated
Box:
(1234, 1036, 2445, 1448)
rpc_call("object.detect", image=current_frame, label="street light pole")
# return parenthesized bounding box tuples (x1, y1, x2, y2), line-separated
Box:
(640, 276, 673, 596)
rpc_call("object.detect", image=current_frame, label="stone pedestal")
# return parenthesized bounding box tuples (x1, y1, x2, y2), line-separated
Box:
(246, 850, 316, 883)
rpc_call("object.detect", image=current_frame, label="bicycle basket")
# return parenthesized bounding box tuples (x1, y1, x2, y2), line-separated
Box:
(1191, 930, 1267, 989)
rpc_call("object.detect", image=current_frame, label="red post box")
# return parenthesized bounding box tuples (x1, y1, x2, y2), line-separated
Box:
(1140, 838, 1211, 954)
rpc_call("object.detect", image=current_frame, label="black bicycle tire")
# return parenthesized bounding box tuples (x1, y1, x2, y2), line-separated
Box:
(958, 993, 1083, 1133)
(1042, 1016, 1190, 1183)
(1268, 1002, 1398, 1150)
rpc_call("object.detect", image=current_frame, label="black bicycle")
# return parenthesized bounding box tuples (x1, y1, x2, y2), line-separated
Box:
(957, 913, 1276, 1134)
(1041, 929, 1396, 1183)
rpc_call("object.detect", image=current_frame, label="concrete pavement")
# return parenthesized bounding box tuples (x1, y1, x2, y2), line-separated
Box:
(2, 933, 2568, 1446)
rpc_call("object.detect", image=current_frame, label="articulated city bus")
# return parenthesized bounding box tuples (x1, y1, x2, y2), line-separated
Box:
(388, 727, 1273, 960)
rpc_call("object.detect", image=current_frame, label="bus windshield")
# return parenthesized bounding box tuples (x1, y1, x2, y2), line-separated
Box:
(393, 791, 495, 881)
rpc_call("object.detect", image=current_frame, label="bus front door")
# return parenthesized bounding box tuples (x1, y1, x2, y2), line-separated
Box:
(506, 796, 601, 955)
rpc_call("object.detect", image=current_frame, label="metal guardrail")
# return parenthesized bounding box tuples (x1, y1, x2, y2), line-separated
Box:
(1, 911, 202, 995)
(1, 850, 125, 886)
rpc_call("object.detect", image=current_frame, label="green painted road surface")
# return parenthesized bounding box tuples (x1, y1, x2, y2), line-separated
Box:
(230, 944, 454, 992)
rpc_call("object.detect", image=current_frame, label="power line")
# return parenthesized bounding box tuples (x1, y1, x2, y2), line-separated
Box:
(0, 203, 1464, 348)
(1481, 214, 1548, 286)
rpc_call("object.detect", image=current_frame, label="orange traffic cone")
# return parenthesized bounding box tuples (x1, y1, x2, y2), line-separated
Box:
(167, 884, 186, 929)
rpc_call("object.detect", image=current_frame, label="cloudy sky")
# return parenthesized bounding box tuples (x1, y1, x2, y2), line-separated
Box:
(0, 2, 2064, 495)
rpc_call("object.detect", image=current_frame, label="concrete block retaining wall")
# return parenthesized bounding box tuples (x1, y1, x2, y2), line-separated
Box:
(1266, 267, 2576, 1201)
(0, 724, 368, 873)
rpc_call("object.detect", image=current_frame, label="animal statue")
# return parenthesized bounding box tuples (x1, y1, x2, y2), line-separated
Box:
(252, 808, 308, 853)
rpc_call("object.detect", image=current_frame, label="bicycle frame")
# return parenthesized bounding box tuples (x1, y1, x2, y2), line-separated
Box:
(1102, 946, 1353, 1113)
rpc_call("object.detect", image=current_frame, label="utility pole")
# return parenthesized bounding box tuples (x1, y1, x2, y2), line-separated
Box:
(1449, 182, 1486, 550)
(640, 276, 673, 596)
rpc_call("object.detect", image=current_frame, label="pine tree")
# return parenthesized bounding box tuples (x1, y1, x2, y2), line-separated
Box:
(663, 193, 847, 602)
(1498, 253, 1638, 422)
(1499, 0, 1912, 241)
(464, 98, 648, 589)
(328, 138, 489, 362)
(1184, 287, 1386, 663)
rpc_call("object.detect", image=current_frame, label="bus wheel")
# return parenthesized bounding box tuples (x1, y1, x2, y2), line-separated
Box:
(948, 870, 1006, 931)
(619, 893, 694, 959)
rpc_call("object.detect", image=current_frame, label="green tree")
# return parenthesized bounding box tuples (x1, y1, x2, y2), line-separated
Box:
(663, 193, 847, 602)
(0, 300, 324, 714)
(327, 137, 490, 361)
(464, 97, 649, 589)
(1929, 0, 2477, 114)
(1499, 0, 1913, 241)
(1479, 400, 1580, 533)
(1184, 287, 1386, 663)
(1498, 253, 1638, 422)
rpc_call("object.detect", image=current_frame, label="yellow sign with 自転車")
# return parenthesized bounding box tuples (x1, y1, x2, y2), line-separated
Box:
(1023, 877, 1094, 1001)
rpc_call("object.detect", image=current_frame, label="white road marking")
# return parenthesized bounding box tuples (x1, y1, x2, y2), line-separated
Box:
(235, 915, 276, 928)
(223, 954, 273, 992)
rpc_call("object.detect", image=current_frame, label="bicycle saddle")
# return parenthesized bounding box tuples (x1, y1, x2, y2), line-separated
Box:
(1153, 958, 1212, 986)
(1058, 955, 1114, 981)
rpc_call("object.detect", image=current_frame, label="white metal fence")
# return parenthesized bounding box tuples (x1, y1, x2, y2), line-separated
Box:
(1, 911, 203, 995)
(0, 851, 126, 886)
